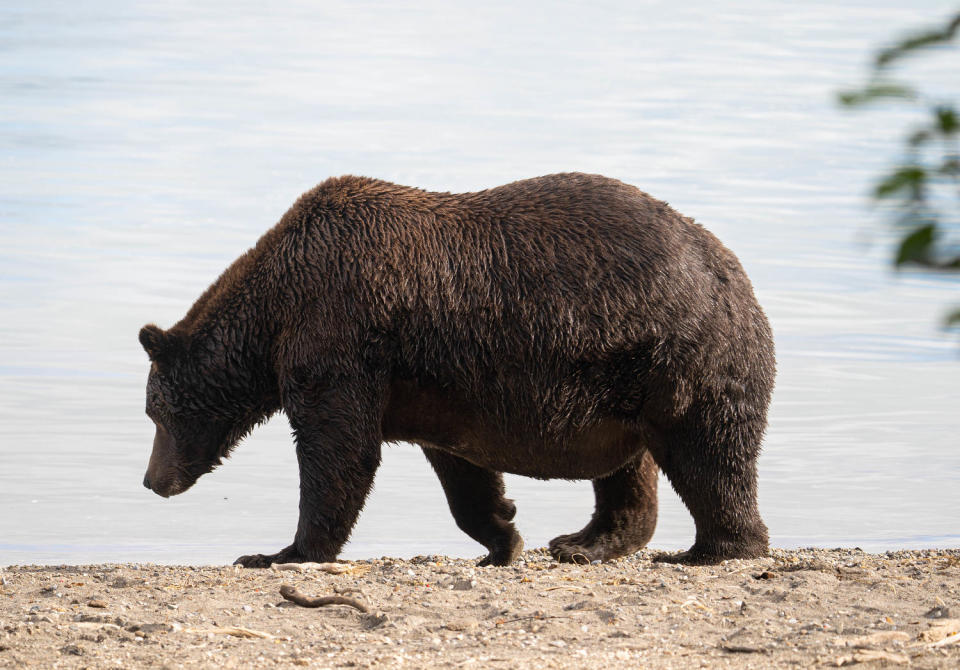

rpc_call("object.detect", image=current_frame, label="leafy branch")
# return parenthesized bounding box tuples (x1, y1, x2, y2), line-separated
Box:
(839, 12, 960, 274)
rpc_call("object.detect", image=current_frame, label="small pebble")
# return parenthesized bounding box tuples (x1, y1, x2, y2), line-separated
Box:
(452, 579, 477, 591)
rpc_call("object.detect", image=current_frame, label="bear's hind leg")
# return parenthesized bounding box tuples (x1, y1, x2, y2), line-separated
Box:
(549, 449, 658, 563)
(651, 408, 769, 564)
(423, 447, 523, 567)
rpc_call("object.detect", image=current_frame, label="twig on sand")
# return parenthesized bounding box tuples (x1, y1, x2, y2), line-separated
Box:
(497, 614, 572, 626)
(279, 584, 369, 612)
(272, 562, 353, 574)
(183, 626, 273, 639)
(929, 632, 960, 648)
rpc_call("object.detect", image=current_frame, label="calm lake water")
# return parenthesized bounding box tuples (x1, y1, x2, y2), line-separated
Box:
(2, 1, 958, 566)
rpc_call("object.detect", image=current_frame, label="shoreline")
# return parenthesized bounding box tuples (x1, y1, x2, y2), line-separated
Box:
(1, 548, 958, 668)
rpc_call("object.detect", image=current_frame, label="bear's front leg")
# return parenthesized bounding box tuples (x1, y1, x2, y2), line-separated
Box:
(234, 543, 304, 568)
(234, 370, 384, 568)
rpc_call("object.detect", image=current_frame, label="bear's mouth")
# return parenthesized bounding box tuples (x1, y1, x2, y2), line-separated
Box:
(143, 420, 226, 498)
(143, 465, 200, 498)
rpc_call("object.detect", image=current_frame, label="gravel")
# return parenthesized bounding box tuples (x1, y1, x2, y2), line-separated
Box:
(0, 547, 958, 668)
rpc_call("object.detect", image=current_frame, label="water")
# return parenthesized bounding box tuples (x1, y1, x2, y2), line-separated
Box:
(1, 1, 958, 566)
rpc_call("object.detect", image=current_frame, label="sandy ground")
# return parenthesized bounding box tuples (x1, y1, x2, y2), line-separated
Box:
(1, 548, 958, 669)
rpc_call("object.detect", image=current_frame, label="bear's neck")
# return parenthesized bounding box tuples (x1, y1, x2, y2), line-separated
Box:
(172, 241, 291, 415)
(174, 206, 357, 403)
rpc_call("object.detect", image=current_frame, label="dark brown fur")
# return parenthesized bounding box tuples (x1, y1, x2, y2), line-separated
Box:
(139, 173, 775, 567)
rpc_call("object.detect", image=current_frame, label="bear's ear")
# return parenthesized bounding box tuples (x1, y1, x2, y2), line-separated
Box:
(139, 324, 176, 362)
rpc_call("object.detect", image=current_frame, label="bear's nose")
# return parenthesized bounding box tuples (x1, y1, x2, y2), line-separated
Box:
(143, 474, 152, 490)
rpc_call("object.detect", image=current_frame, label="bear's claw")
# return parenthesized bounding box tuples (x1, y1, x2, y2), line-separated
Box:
(476, 535, 523, 567)
(548, 527, 644, 564)
(234, 544, 305, 568)
(654, 540, 769, 565)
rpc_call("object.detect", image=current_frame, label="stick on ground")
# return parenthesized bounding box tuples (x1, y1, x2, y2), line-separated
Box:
(279, 584, 369, 612)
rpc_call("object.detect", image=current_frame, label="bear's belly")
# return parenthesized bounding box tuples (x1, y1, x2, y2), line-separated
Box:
(382, 381, 645, 480)
(454, 419, 642, 479)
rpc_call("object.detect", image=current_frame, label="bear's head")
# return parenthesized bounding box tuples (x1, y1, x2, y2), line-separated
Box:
(138, 324, 266, 498)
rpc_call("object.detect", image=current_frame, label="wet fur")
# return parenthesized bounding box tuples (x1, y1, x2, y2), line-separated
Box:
(139, 172, 775, 567)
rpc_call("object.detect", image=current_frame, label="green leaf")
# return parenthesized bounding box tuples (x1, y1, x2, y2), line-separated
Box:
(837, 83, 916, 106)
(940, 158, 960, 176)
(908, 129, 932, 146)
(875, 14, 960, 67)
(935, 106, 959, 134)
(874, 166, 926, 200)
(895, 223, 937, 266)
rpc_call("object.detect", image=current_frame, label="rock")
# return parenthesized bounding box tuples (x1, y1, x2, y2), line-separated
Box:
(918, 619, 960, 643)
(59, 644, 83, 656)
(846, 631, 910, 648)
(836, 649, 910, 665)
(925, 606, 951, 619)
(563, 600, 593, 611)
(361, 612, 389, 629)
(131, 623, 175, 634)
(242, 605, 254, 613)
(77, 614, 124, 625)
(453, 578, 477, 591)
(781, 559, 835, 574)
(75, 622, 122, 634)
(87, 600, 108, 609)
(388, 615, 427, 631)
(595, 610, 616, 624)
(721, 645, 764, 654)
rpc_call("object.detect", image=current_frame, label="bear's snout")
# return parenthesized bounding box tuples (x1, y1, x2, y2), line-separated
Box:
(142, 473, 171, 496)
(142, 468, 179, 498)
(144, 423, 188, 498)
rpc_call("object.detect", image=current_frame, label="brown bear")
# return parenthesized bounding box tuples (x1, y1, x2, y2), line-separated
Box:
(139, 172, 775, 568)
